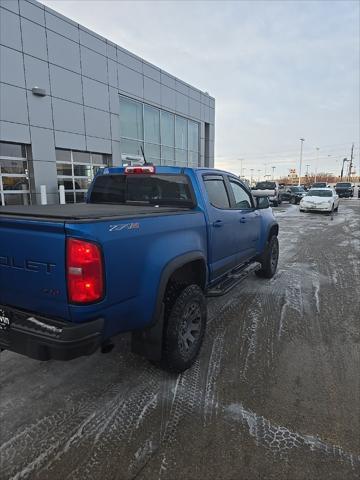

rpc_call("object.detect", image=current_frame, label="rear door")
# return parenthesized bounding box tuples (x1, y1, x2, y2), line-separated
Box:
(202, 174, 239, 279)
(226, 176, 261, 262)
(0, 217, 70, 320)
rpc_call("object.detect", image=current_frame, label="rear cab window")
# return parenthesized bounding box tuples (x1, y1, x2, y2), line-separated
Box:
(89, 174, 195, 208)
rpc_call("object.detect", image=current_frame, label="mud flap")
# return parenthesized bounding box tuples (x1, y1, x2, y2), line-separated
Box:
(131, 304, 164, 362)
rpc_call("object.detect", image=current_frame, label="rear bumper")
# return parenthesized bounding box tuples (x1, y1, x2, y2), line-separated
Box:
(0, 304, 104, 361)
(300, 205, 332, 212)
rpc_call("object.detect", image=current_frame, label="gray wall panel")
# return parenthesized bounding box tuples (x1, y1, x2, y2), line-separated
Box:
(0, 120, 30, 143)
(161, 85, 176, 111)
(117, 47, 142, 72)
(117, 63, 143, 98)
(0, 0, 19, 13)
(19, 0, 45, 26)
(30, 125, 55, 161)
(0, 7, 22, 50)
(52, 98, 85, 134)
(143, 62, 161, 82)
(84, 107, 110, 138)
(28, 94, 53, 128)
(107, 59, 117, 88)
(111, 140, 121, 165)
(45, 11, 79, 41)
(86, 136, 111, 154)
(176, 91, 189, 116)
(0, 45, 25, 88)
(80, 46, 107, 83)
(82, 77, 109, 111)
(109, 87, 119, 114)
(110, 113, 120, 141)
(0, 83, 28, 124)
(144, 77, 161, 105)
(47, 30, 81, 73)
(55, 130, 86, 150)
(80, 28, 106, 55)
(106, 42, 116, 61)
(24, 54, 50, 92)
(21, 18, 47, 60)
(49, 64, 82, 103)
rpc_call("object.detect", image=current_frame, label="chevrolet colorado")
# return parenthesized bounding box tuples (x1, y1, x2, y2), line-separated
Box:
(0, 166, 279, 372)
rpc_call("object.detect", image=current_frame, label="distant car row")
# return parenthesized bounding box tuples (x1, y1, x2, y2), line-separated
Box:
(251, 181, 359, 208)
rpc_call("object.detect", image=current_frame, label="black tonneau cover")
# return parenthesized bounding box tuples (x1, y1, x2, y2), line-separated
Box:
(0, 203, 189, 221)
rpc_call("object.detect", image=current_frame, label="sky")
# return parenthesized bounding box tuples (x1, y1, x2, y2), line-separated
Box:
(41, 0, 359, 179)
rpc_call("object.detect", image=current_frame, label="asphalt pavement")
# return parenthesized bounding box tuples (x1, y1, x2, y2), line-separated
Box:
(0, 200, 359, 480)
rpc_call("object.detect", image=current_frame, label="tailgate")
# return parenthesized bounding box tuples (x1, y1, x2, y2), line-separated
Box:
(0, 217, 70, 320)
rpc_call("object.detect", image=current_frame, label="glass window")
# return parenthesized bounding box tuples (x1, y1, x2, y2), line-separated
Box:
(229, 180, 253, 209)
(91, 153, 107, 164)
(175, 149, 187, 166)
(56, 149, 111, 204)
(1, 142, 29, 206)
(74, 164, 93, 177)
(188, 151, 199, 167)
(56, 163, 73, 176)
(144, 106, 160, 144)
(204, 177, 230, 209)
(55, 149, 71, 162)
(175, 116, 187, 150)
(188, 121, 199, 152)
(73, 151, 91, 163)
(161, 146, 175, 163)
(3, 193, 30, 205)
(2, 176, 29, 191)
(161, 111, 175, 147)
(0, 142, 26, 158)
(0, 159, 27, 174)
(120, 139, 143, 157)
(119, 97, 143, 140)
(144, 143, 160, 159)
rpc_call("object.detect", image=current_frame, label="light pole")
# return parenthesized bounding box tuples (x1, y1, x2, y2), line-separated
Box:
(250, 168, 254, 185)
(257, 169, 261, 182)
(271, 166, 276, 180)
(298, 138, 305, 186)
(238, 158, 244, 178)
(306, 164, 310, 176)
(315, 147, 319, 182)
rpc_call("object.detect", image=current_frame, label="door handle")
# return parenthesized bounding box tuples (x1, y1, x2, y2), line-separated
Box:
(239, 217, 247, 223)
(212, 220, 223, 228)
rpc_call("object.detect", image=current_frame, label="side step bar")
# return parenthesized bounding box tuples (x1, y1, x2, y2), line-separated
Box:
(206, 261, 261, 297)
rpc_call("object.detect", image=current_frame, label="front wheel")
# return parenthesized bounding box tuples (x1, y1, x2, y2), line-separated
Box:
(161, 284, 207, 373)
(256, 235, 279, 279)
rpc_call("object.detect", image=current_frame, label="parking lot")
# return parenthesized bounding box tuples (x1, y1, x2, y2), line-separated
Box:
(0, 200, 359, 480)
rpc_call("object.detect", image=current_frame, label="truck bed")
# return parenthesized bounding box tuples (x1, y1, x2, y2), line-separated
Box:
(0, 203, 190, 222)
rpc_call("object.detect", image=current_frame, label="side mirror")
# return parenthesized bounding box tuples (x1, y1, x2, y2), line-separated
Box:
(256, 196, 270, 209)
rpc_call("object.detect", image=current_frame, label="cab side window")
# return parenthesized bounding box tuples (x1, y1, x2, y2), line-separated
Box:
(229, 179, 253, 209)
(204, 176, 230, 209)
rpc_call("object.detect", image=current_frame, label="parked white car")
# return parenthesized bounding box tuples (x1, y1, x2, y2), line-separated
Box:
(300, 188, 340, 213)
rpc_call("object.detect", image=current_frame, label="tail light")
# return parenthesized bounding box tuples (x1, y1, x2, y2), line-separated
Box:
(125, 165, 155, 174)
(66, 238, 104, 304)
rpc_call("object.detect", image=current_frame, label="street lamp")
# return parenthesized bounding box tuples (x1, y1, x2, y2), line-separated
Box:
(250, 168, 254, 185)
(271, 166, 276, 180)
(315, 147, 319, 182)
(306, 164, 310, 176)
(257, 169, 261, 182)
(298, 138, 305, 186)
(238, 158, 244, 177)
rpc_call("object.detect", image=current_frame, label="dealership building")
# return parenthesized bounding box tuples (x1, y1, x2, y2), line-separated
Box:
(0, 0, 215, 205)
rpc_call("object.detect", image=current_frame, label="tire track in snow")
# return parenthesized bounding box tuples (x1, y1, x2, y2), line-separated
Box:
(225, 403, 360, 469)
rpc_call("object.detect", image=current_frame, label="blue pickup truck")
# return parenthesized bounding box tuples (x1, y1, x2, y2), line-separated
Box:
(0, 166, 279, 372)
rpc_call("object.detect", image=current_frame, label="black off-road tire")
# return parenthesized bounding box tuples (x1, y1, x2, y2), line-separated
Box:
(255, 235, 279, 279)
(160, 284, 207, 373)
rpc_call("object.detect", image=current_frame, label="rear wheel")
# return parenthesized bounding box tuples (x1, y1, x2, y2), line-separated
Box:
(256, 235, 279, 279)
(161, 284, 207, 373)
(290, 197, 296, 204)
